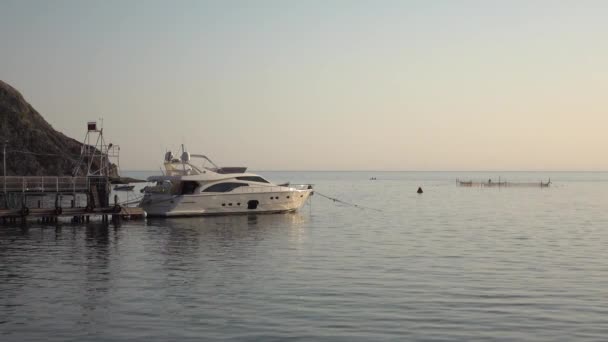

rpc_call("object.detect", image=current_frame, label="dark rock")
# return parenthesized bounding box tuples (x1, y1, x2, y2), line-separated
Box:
(0, 80, 113, 176)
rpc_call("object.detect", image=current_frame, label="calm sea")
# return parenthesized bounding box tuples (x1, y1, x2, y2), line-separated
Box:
(2, 171, 608, 341)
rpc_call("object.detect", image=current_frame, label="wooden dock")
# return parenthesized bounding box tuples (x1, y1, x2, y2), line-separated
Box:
(0, 121, 148, 225)
(0, 175, 146, 224)
(0, 205, 145, 223)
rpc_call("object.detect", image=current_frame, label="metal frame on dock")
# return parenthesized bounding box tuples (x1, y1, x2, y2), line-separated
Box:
(0, 176, 144, 223)
(1, 176, 89, 193)
(0, 121, 145, 224)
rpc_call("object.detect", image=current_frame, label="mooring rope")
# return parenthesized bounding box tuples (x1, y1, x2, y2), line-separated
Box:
(117, 194, 176, 207)
(314, 191, 383, 212)
(120, 194, 180, 207)
(118, 196, 144, 206)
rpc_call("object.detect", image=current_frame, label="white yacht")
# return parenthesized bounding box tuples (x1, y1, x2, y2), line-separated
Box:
(139, 148, 313, 217)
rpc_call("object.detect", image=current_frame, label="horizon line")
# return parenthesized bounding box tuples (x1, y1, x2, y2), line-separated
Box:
(120, 169, 608, 173)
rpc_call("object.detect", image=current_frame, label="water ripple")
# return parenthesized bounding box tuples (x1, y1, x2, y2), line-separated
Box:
(2, 172, 608, 341)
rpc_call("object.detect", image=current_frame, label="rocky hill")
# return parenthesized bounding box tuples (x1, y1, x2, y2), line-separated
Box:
(0, 80, 109, 176)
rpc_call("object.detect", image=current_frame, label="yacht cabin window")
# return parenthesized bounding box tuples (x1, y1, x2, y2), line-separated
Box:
(236, 176, 270, 183)
(203, 182, 249, 193)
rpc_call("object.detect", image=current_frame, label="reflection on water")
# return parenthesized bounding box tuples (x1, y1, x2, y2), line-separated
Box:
(3, 172, 608, 341)
(0, 212, 311, 342)
(146, 213, 310, 272)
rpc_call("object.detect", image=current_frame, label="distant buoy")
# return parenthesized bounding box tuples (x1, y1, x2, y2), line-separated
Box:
(417, 187, 423, 194)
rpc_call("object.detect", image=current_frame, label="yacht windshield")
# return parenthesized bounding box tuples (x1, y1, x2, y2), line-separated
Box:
(236, 176, 269, 183)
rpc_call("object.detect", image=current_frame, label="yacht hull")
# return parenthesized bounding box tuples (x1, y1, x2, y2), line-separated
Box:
(140, 189, 312, 217)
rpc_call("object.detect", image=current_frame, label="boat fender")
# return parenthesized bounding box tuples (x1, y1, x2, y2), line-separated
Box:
(21, 207, 29, 216)
(55, 207, 63, 215)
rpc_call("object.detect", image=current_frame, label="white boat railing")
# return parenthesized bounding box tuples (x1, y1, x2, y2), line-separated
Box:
(238, 184, 312, 194)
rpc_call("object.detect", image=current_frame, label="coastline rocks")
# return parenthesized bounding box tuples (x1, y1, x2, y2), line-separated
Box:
(0, 80, 114, 176)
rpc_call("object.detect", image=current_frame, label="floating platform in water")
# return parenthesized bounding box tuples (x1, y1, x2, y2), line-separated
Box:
(0, 205, 146, 223)
(0, 176, 146, 224)
(119, 207, 146, 220)
(457, 179, 551, 188)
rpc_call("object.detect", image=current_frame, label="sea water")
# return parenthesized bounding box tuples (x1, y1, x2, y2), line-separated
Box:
(2, 171, 608, 341)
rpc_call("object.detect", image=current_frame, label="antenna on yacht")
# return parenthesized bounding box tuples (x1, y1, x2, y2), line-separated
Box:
(181, 144, 186, 172)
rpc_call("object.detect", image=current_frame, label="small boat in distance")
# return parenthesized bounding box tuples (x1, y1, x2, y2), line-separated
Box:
(138, 146, 313, 217)
(114, 185, 135, 191)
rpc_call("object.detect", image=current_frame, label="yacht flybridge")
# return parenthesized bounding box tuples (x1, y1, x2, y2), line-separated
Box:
(139, 148, 313, 217)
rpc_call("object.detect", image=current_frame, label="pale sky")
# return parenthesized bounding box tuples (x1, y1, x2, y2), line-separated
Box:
(1, 0, 608, 171)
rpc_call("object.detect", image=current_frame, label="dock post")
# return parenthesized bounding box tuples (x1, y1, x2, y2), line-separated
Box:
(72, 184, 76, 207)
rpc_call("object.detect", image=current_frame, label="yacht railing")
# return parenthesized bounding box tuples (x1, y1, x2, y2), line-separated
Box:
(238, 184, 313, 194)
